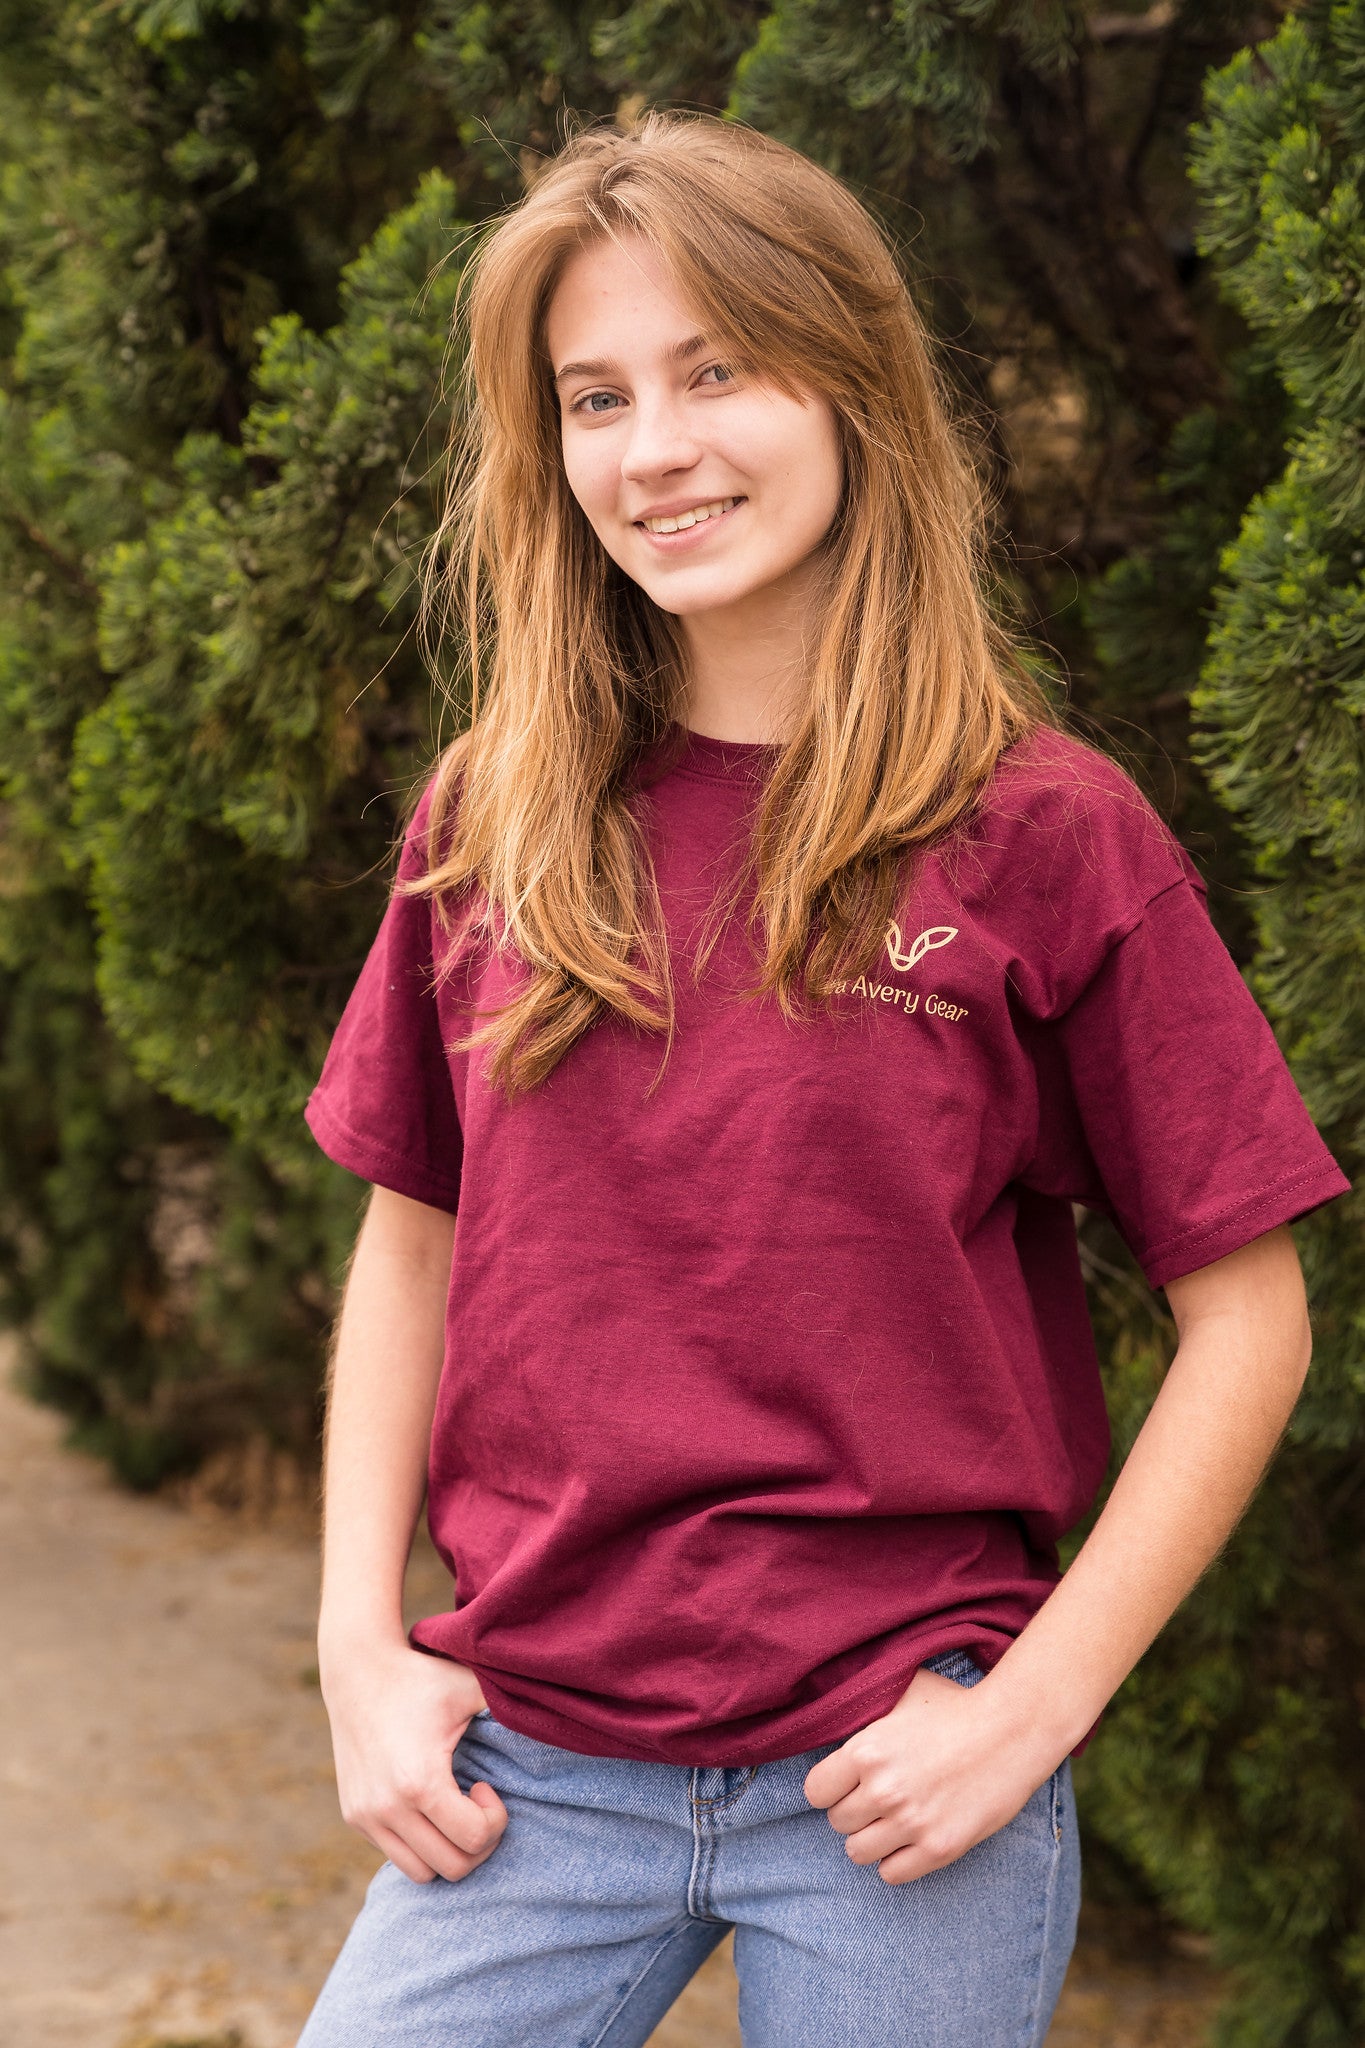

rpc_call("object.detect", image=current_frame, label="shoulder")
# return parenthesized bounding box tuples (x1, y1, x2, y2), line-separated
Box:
(958, 724, 1202, 910)
(396, 739, 468, 884)
(931, 724, 1206, 1016)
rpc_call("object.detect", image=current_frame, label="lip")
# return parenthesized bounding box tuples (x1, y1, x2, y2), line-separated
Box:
(631, 495, 746, 547)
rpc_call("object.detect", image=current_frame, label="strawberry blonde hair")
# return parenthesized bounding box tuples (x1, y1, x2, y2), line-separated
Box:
(412, 109, 1049, 1092)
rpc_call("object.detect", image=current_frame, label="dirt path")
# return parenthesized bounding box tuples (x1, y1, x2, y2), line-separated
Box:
(0, 1352, 1222, 2047)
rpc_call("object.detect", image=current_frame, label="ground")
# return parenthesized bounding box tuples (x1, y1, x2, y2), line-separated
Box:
(0, 1353, 1224, 2048)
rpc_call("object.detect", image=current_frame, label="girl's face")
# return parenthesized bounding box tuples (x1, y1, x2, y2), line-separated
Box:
(545, 235, 844, 622)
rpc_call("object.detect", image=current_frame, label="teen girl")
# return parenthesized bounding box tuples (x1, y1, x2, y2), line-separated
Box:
(298, 111, 1348, 2047)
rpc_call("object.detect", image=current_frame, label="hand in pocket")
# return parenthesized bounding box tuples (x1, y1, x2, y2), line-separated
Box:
(803, 1662, 1051, 1885)
(322, 1643, 509, 1884)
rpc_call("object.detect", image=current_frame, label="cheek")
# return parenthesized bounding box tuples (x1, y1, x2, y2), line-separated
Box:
(559, 431, 617, 533)
(752, 409, 843, 553)
(800, 409, 844, 522)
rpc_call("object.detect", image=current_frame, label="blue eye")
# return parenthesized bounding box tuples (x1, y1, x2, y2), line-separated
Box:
(574, 390, 622, 415)
(699, 364, 733, 385)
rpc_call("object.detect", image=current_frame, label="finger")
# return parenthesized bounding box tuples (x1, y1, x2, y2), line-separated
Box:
(455, 1780, 509, 1855)
(843, 1817, 915, 1867)
(429, 1778, 507, 1858)
(466, 1779, 509, 1827)
(876, 1834, 967, 1885)
(429, 1785, 499, 1867)
(803, 1751, 860, 1810)
(365, 1820, 437, 1885)
(402, 1806, 490, 1883)
(876, 1843, 935, 1886)
(822, 1788, 883, 1836)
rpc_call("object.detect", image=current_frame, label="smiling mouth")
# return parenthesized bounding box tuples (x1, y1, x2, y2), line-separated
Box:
(635, 496, 745, 535)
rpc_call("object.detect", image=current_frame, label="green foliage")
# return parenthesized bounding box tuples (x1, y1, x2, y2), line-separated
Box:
(0, 1, 470, 1475)
(592, 0, 765, 112)
(734, 0, 1077, 174)
(72, 173, 464, 1148)
(1081, 342, 1295, 952)
(413, 0, 614, 176)
(1073, 4, 1365, 2039)
(1188, 0, 1365, 1446)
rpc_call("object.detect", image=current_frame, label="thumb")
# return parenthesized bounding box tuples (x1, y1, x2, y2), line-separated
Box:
(466, 1778, 508, 1829)
(432, 1774, 502, 1855)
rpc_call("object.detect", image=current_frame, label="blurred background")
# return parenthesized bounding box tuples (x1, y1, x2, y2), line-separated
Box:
(0, 2, 1361, 2043)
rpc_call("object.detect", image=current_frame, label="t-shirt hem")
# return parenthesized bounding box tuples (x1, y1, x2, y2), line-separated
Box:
(304, 1093, 462, 1212)
(1140, 1158, 1351, 1290)
(442, 1624, 1076, 1767)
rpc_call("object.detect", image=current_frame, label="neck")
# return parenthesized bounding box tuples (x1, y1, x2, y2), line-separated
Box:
(678, 565, 815, 745)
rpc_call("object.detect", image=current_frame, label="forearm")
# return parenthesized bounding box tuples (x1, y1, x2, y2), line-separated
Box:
(317, 1186, 455, 1675)
(975, 1225, 1312, 1769)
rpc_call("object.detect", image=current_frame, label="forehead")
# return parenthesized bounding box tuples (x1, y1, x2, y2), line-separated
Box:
(544, 234, 704, 370)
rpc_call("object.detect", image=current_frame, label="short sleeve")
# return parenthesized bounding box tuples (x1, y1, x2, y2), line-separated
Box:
(1022, 876, 1350, 1288)
(304, 779, 463, 1212)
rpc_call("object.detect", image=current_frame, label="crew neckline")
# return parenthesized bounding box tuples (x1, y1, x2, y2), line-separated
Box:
(659, 724, 782, 783)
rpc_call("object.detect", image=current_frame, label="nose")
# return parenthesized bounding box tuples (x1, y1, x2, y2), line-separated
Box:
(619, 387, 702, 486)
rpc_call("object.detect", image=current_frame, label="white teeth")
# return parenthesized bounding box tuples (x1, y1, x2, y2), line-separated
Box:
(641, 496, 738, 535)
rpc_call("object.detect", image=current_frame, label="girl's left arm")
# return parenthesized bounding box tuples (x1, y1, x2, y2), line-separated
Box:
(804, 1222, 1313, 1883)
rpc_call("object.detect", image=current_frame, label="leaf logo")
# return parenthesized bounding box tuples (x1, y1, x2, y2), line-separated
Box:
(885, 922, 958, 974)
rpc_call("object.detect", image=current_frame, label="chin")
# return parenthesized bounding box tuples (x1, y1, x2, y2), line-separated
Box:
(636, 569, 780, 617)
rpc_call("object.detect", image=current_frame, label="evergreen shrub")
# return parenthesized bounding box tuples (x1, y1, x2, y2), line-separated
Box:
(1076, 5, 1365, 2037)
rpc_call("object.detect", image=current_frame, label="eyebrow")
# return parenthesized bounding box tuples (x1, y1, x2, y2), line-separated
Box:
(552, 332, 711, 388)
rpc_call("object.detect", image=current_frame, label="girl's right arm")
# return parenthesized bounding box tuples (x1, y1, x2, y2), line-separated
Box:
(316, 1184, 508, 1884)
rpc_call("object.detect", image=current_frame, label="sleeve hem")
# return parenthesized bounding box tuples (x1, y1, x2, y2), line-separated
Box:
(305, 1093, 462, 1213)
(1139, 1160, 1351, 1290)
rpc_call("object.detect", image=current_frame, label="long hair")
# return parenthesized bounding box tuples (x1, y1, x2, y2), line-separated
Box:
(411, 109, 1051, 1093)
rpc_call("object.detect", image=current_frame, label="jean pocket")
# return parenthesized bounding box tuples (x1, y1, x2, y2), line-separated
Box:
(922, 1647, 985, 1690)
(451, 1707, 493, 1767)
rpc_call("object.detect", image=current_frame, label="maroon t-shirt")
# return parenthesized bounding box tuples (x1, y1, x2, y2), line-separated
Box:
(305, 727, 1348, 1765)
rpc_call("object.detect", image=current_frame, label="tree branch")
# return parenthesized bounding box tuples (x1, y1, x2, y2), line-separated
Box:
(1089, 1, 1175, 43)
(0, 494, 99, 603)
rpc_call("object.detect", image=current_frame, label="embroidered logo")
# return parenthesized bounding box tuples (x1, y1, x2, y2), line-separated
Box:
(884, 922, 958, 973)
(830, 922, 968, 1021)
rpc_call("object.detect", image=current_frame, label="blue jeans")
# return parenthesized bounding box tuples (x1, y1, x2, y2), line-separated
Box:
(298, 1650, 1080, 2047)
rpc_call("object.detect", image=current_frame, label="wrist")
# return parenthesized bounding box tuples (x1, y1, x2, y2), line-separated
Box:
(969, 1655, 1106, 1771)
(317, 1609, 411, 1682)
